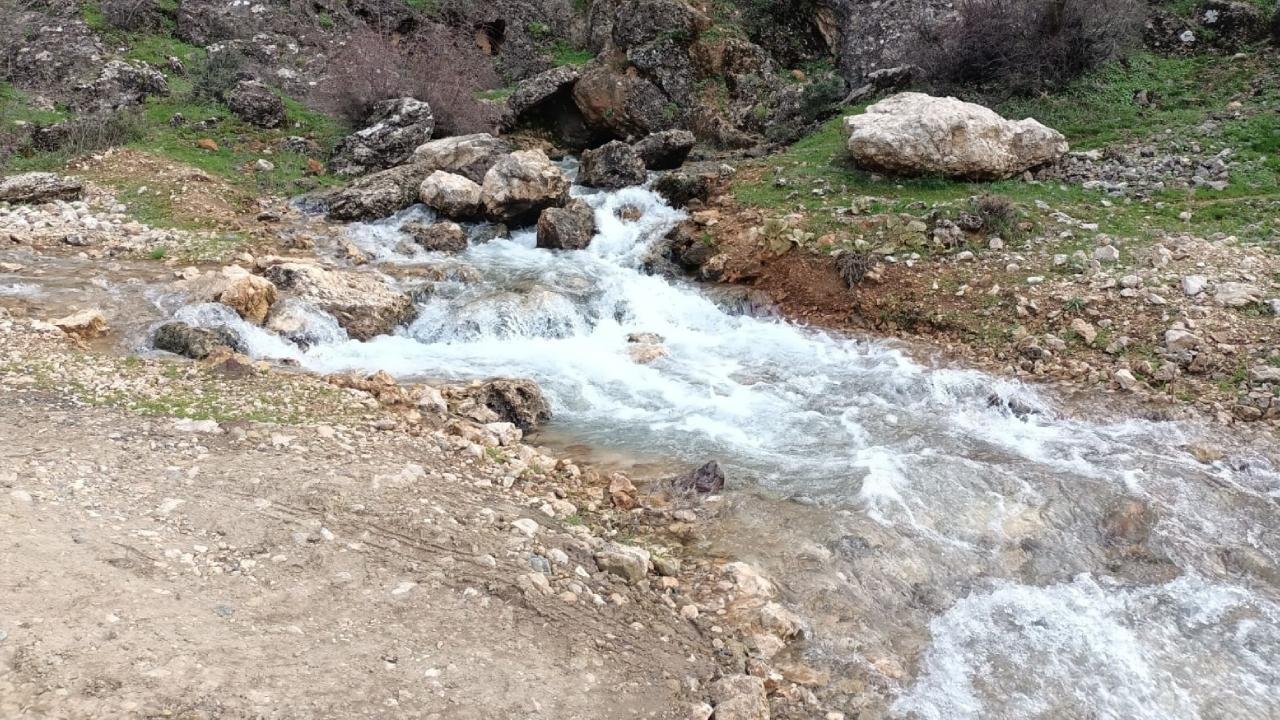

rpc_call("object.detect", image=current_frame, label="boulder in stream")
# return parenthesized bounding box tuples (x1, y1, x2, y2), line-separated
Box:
(153, 321, 242, 359)
(51, 308, 109, 340)
(412, 133, 513, 184)
(480, 150, 570, 225)
(325, 163, 431, 222)
(404, 221, 467, 252)
(536, 199, 596, 250)
(418, 171, 482, 219)
(176, 266, 278, 325)
(261, 261, 417, 341)
(671, 460, 725, 494)
(578, 140, 648, 190)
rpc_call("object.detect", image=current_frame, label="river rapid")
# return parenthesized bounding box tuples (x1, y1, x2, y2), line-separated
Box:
(7, 175, 1280, 719)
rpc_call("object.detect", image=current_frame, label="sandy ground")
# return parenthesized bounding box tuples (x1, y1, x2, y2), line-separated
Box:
(0, 380, 720, 719)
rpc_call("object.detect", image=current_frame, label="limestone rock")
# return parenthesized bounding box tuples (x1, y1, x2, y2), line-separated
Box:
(227, 79, 285, 129)
(412, 133, 513, 183)
(1214, 282, 1262, 307)
(330, 98, 435, 177)
(595, 543, 652, 583)
(508, 66, 580, 121)
(632, 129, 696, 170)
(710, 675, 769, 720)
(178, 266, 279, 325)
(153, 321, 242, 359)
(579, 141, 648, 190)
(443, 378, 552, 431)
(480, 150, 571, 225)
(261, 262, 416, 341)
(0, 173, 84, 203)
(536, 199, 597, 250)
(844, 93, 1068, 180)
(51, 309, 108, 339)
(326, 163, 430, 221)
(573, 64, 672, 139)
(419, 171, 482, 219)
(404, 221, 467, 252)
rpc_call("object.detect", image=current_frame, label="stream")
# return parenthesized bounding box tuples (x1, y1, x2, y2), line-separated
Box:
(5, 175, 1280, 719)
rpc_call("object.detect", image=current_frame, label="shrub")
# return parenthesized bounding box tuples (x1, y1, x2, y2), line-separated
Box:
(190, 48, 249, 103)
(910, 0, 1145, 97)
(100, 0, 164, 32)
(316, 26, 502, 136)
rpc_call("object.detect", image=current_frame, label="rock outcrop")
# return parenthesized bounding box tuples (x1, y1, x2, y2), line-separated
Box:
(844, 93, 1068, 180)
(419, 171, 483, 219)
(579, 141, 648, 190)
(330, 98, 435, 177)
(480, 150, 571, 225)
(632, 129, 696, 170)
(536, 199, 597, 250)
(70, 60, 169, 113)
(572, 64, 673, 140)
(0, 173, 84, 204)
(227, 79, 285, 129)
(261, 262, 416, 341)
(412, 134, 513, 184)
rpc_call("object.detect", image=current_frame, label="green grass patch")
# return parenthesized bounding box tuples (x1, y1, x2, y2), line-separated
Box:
(551, 42, 594, 67)
(0, 83, 69, 126)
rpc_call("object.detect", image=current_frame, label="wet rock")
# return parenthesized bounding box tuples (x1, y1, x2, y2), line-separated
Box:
(536, 199, 596, 250)
(632, 129, 696, 170)
(412, 133, 513, 184)
(177, 266, 279, 325)
(261, 262, 416, 341)
(594, 542, 652, 583)
(227, 80, 285, 129)
(325, 163, 430, 221)
(710, 675, 769, 720)
(579, 141, 648, 190)
(265, 300, 345, 348)
(51, 309, 108, 340)
(418, 171, 482, 219)
(330, 98, 435, 177)
(0, 173, 84, 204)
(1102, 498, 1158, 546)
(671, 460, 724, 494)
(480, 150, 571, 225)
(404, 221, 468, 252)
(444, 378, 551, 431)
(153, 321, 242, 360)
(628, 342, 668, 364)
(71, 60, 169, 113)
(845, 93, 1068, 180)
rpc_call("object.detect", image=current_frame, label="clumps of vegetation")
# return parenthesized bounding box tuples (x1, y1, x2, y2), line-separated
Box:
(973, 193, 1019, 237)
(100, 0, 168, 33)
(836, 251, 874, 288)
(317, 27, 502, 135)
(190, 47, 248, 104)
(910, 0, 1145, 97)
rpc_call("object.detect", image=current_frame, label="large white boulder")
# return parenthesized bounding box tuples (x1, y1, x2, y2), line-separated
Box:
(480, 150, 570, 225)
(844, 93, 1068, 180)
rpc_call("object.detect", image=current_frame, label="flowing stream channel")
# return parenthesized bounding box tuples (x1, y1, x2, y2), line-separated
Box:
(6, 174, 1280, 718)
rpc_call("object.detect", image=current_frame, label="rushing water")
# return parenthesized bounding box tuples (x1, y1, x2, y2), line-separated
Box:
(13, 177, 1279, 718)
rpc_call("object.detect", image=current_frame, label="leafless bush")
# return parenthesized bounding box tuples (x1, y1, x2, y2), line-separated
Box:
(911, 0, 1144, 97)
(101, 0, 162, 32)
(31, 111, 146, 156)
(317, 26, 502, 136)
